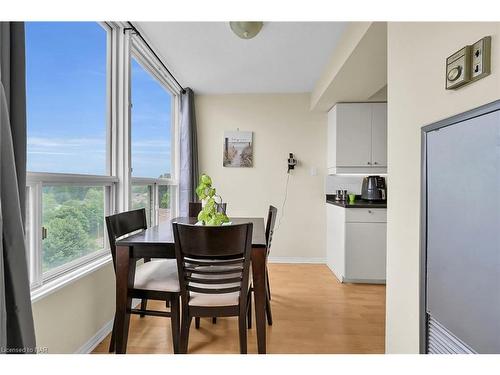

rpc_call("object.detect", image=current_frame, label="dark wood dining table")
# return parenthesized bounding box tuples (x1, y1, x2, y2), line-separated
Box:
(114, 217, 269, 354)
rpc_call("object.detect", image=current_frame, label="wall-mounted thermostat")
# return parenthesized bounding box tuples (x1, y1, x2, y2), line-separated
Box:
(446, 45, 471, 90)
(446, 36, 492, 90)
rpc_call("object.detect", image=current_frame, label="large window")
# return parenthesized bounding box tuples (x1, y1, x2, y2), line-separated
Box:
(25, 22, 179, 296)
(25, 22, 112, 286)
(130, 53, 176, 226)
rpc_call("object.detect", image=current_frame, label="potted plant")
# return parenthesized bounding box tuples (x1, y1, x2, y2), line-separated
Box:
(195, 174, 230, 226)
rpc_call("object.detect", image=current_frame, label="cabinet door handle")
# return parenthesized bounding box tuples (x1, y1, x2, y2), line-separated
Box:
(367, 161, 371, 165)
(373, 161, 378, 165)
(368, 210, 373, 214)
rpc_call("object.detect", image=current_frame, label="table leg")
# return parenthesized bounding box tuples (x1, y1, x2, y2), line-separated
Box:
(251, 247, 267, 354)
(115, 245, 136, 354)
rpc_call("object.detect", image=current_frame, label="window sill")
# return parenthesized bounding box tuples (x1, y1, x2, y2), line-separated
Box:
(30, 254, 113, 303)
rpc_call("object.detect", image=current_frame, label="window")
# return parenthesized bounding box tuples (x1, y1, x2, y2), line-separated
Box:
(24, 22, 180, 298)
(41, 186, 106, 273)
(25, 22, 113, 289)
(131, 57, 173, 179)
(130, 50, 177, 227)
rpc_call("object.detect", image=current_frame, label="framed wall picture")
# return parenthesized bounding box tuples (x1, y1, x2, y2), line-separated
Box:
(223, 131, 253, 167)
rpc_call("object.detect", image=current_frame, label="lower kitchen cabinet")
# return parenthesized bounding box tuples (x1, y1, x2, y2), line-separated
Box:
(326, 203, 387, 284)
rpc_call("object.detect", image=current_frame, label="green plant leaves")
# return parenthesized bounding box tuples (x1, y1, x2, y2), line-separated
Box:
(195, 174, 229, 225)
(201, 174, 212, 186)
(196, 173, 214, 200)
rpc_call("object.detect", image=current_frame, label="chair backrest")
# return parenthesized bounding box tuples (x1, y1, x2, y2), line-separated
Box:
(188, 202, 202, 218)
(105, 208, 147, 271)
(172, 222, 253, 307)
(265, 205, 278, 253)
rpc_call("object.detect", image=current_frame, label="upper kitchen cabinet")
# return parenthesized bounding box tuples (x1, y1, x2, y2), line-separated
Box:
(371, 103, 387, 168)
(327, 102, 387, 174)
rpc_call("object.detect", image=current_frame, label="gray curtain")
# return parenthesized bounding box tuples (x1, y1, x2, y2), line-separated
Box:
(0, 22, 36, 353)
(179, 88, 199, 217)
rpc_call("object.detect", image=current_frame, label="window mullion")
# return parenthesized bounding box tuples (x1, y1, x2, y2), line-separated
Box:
(153, 183, 159, 226)
(113, 25, 132, 213)
(33, 182, 43, 289)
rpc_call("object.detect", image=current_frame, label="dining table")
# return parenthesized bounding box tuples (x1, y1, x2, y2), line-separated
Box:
(113, 216, 269, 354)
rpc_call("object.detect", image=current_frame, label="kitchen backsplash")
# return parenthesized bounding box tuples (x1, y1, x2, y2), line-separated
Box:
(325, 174, 389, 195)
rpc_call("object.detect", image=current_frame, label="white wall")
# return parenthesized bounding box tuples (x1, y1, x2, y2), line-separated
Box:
(196, 94, 327, 262)
(386, 22, 500, 353)
(32, 264, 115, 353)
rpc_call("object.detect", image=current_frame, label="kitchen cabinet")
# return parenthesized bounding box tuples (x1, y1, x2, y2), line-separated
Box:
(326, 203, 386, 284)
(345, 222, 387, 281)
(371, 103, 388, 168)
(327, 102, 387, 174)
(326, 202, 345, 279)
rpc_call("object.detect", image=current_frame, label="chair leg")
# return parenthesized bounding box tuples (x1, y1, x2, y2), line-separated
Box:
(212, 317, 217, 324)
(180, 310, 192, 354)
(265, 291, 273, 326)
(266, 266, 271, 300)
(247, 291, 253, 329)
(238, 312, 248, 354)
(140, 299, 148, 318)
(109, 315, 116, 352)
(195, 317, 200, 329)
(170, 296, 180, 354)
(265, 269, 273, 326)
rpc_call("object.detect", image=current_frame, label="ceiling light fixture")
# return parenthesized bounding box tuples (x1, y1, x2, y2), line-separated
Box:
(229, 22, 263, 39)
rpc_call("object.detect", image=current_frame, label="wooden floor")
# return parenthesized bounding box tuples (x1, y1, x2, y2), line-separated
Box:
(93, 264, 386, 354)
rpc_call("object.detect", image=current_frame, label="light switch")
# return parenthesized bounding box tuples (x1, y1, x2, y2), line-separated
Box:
(471, 36, 491, 81)
(446, 45, 471, 90)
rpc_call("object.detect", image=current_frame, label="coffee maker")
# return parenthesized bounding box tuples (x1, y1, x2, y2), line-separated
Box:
(361, 176, 386, 201)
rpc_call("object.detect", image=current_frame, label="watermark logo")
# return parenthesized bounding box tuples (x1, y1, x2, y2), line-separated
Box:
(0, 346, 48, 354)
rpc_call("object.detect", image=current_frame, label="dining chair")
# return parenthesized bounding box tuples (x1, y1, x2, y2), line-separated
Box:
(173, 222, 253, 354)
(189, 201, 221, 328)
(106, 208, 181, 353)
(247, 205, 277, 328)
(188, 202, 202, 218)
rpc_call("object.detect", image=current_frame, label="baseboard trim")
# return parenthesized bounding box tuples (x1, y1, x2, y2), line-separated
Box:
(75, 300, 141, 354)
(267, 257, 326, 264)
(75, 319, 114, 354)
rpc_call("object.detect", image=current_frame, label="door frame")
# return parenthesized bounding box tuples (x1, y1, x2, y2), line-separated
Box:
(419, 99, 500, 354)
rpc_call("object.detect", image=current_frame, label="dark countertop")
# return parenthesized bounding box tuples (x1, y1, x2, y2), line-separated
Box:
(326, 194, 387, 209)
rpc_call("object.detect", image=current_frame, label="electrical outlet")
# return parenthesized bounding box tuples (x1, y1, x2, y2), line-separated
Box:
(471, 36, 491, 81)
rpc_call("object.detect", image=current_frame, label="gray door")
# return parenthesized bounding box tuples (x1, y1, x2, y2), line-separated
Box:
(426, 110, 500, 353)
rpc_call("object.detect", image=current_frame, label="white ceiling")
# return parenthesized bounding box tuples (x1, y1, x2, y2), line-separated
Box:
(136, 22, 347, 94)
